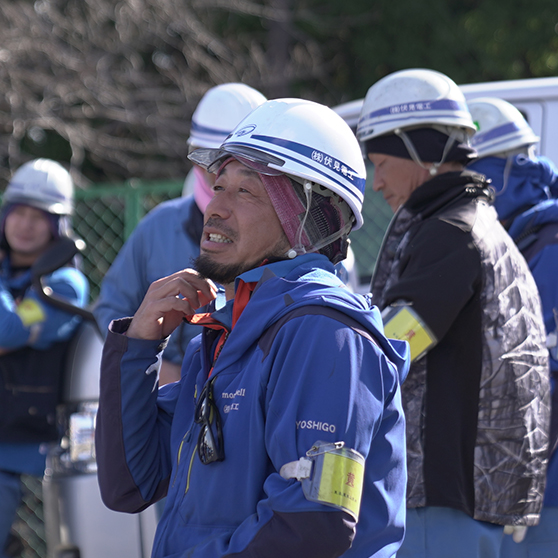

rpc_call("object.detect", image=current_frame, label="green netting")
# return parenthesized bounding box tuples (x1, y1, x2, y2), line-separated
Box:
(348, 164, 392, 287)
(351, 187, 392, 285)
(73, 180, 183, 300)
(11, 476, 46, 558)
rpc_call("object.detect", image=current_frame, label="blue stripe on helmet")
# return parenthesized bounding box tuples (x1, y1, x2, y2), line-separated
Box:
(471, 122, 523, 147)
(225, 139, 365, 203)
(358, 110, 472, 135)
(250, 135, 366, 196)
(190, 121, 232, 139)
(363, 99, 468, 121)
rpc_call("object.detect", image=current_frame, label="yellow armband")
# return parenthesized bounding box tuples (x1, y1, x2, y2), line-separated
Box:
(16, 298, 46, 327)
(280, 441, 365, 520)
(382, 304, 436, 362)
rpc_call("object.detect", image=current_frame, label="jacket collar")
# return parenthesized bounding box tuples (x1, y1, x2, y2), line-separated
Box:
(405, 170, 492, 218)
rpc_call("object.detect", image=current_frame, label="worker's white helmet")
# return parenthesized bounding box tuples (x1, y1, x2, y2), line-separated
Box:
(4, 158, 74, 215)
(467, 97, 539, 158)
(357, 68, 476, 142)
(188, 83, 267, 149)
(189, 98, 366, 229)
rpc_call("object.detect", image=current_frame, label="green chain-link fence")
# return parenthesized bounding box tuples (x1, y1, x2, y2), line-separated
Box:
(14, 170, 391, 558)
(10, 476, 46, 558)
(73, 179, 184, 301)
(350, 186, 392, 286)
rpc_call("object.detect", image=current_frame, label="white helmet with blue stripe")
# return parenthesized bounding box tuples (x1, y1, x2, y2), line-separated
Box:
(189, 98, 366, 229)
(188, 83, 267, 149)
(357, 68, 476, 142)
(467, 97, 539, 158)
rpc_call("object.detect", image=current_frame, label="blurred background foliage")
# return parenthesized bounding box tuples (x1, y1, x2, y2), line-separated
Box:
(0, 0, 557, 189)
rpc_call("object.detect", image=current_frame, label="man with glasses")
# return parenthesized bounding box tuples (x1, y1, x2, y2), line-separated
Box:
(95, 98, 410, 558)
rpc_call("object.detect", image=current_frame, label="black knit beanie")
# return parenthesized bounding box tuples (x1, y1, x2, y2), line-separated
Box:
(365, 128, 476, 164)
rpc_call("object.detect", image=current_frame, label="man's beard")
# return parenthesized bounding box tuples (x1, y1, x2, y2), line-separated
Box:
(194, 254, 252, 286)
(195, 238, 291, 286)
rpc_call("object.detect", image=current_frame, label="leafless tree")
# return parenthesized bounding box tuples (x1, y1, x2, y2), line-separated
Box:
(0, 0, 326, 188)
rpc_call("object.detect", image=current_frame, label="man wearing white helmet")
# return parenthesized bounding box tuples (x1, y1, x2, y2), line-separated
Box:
(357, 69, 550, 558)
(94, 83, 266, 384)
(0, 159, 88, 558)
(467, 97, 558, 558)
(95, 98, 410, 557)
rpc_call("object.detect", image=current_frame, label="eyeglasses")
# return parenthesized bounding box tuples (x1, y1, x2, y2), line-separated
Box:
(194, 377, 225, 464)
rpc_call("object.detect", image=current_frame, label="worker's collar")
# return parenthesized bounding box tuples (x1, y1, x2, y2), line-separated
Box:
(234, 253, 327, 290)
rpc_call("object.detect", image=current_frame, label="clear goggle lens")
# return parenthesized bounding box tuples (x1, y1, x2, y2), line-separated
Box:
(189, 145, 285, 176)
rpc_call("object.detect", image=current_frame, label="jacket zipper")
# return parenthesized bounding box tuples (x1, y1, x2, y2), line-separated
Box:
(171, 433, 197, 495)
(171, 327, 230, 491)
(184, 446, 197, 495)
(172, 430, 190, 488)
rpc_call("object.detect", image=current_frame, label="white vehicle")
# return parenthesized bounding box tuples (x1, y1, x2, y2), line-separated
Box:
(333, 75, 558, 289)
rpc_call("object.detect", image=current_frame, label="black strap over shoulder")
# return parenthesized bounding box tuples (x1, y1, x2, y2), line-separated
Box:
(258, 305, 378, 360)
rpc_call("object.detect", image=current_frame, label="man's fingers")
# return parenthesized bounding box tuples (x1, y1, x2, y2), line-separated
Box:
(126, 269, 217, 340)
(148, 269, 217, 308)
(127, 297, 194, 340)
(138, 295, 196, 317)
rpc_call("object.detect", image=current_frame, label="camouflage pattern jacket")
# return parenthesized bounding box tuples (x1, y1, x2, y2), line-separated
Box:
(371, 170, 551, 526)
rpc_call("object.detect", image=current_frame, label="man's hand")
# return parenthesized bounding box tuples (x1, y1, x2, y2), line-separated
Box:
(127, 269, 217, 340)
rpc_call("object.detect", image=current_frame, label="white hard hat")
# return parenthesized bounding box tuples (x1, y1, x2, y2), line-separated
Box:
(188, 83, 267, 149)
(189, 98, 366, 229)
(4, 158, 74, 215)
(357, 68, 476, 142)
(467, 97, 539, 157)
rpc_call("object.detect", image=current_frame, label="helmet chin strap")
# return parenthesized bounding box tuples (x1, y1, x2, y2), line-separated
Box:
(286, 180, 313, 259)
(394, 128, 460, 176)
(496, 155, 515, 198)
(285, 180, 353, 260)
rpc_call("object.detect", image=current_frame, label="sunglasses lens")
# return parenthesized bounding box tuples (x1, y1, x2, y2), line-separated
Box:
(198, 425, 221, 464)
(195, 380, 224, 464)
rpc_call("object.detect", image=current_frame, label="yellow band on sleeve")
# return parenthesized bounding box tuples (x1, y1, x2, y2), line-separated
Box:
(383, 305, 436, 362)
(317, 451, 364, 519)
(16, 298, 46, 327)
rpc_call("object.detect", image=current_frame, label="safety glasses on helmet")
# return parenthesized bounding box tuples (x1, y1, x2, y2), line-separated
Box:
(189, 145, 286, 177)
